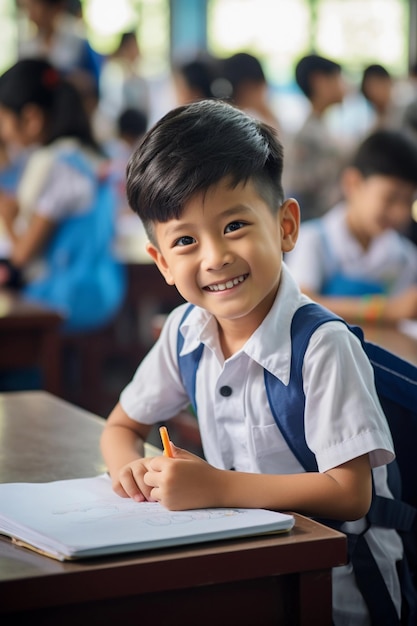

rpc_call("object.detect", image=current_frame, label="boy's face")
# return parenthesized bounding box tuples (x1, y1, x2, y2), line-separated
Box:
(147, 177, 299, 335)
(343, 169, 416, 237)
(312, 72, 345, 106)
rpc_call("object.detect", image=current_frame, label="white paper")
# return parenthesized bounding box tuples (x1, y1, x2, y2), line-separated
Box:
(0, 474, 295, 560)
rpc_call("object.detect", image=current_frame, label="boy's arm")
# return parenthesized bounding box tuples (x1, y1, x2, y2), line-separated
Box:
(215, 453, 372, 519)
(102, 404, 372, 520)
(143, 447, 372, 520)
(301, 286, 417, 325)
(100, 402, 154, 499)
(1, 210, 55, 267)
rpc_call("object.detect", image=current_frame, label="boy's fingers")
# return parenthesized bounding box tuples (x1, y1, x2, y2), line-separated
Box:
(171, 444, 200, 460)
(116, 467, 148, 501)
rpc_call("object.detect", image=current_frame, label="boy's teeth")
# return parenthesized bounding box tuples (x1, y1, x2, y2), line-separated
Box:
(208, 275, 245, 291)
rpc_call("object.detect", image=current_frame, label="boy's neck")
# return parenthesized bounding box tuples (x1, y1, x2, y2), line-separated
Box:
(215, 285, 279, 359)
(345, 212, 371, 250)
(218, 325, 247, 360)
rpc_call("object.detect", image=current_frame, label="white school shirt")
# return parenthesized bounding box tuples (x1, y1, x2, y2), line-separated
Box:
(17, 138, 96, 223)
(285, 202, 417, 295)
(13, 139, 98, 282)
(121, 263, 401, 625)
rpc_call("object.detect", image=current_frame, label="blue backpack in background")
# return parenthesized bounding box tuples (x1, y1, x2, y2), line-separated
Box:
(177, 302, 417, 626)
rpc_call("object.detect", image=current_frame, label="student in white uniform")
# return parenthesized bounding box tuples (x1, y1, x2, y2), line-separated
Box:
(285, 129, 417, 325)
(100, 100, 403, 625)
(0, 58, 125, 332)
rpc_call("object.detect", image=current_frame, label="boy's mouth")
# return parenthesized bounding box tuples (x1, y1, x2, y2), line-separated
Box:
(204, 274, 248, 292)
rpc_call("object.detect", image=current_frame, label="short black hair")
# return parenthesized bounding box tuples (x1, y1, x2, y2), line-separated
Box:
(174, 54, 221, 100)
(0, 58, 99, 152)
(118, 108, 148, 139)
(222, 52, 266, 89)
(126, 99, 284, 242)
(295, 54, 341, 99)
(351, 129, 417, 185)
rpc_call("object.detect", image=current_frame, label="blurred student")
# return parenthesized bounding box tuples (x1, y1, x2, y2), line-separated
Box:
(172, 53, 223, 105)
(285, 129, 417, 324)
(105, 109, 148, 258)
(220, 51, 280, 130)
(99, 31, 150, 132)
(360, 63, 410, 132)
(17, 0, 101, 93)
(0, 58, 125, 332)
(283, 54, 349, 222)
(360, 63, 406, 131)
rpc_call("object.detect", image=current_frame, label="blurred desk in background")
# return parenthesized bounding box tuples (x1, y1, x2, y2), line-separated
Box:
(362, 322, 417, 366)
(123, 261, 185, 359)
(114, 225, 185, 366)
(0, 289, 63, 396)
(58, 259, 185, 417)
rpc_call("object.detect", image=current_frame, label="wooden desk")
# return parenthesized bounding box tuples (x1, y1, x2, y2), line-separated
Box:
(362, 323, 417, 366)
(119, 261, 185, 363)
(0, 391, 347, 626)
(0, 290, 63, 395)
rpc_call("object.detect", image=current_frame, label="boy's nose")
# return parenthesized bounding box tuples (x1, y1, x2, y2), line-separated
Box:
(201, 240, 233, 271)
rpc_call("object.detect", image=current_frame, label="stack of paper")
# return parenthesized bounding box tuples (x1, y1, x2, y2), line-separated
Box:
(0, 474, 295, 561)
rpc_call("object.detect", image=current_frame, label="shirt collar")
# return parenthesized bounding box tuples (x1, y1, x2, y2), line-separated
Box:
(178, 264, 310, 385)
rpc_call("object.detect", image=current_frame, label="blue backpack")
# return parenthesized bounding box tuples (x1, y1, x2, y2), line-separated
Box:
(23, 150, 126, 333)
(177, 302, 417, 626)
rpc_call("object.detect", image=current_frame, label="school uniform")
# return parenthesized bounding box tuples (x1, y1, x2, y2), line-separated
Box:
(17, 138, 125, 331)
(285, 202, 417, 296)
(121, 264, 401, 625)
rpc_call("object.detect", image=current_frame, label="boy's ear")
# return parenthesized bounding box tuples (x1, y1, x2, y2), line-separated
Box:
(279, 198, 300, 253)
(146, 242, 175, 285)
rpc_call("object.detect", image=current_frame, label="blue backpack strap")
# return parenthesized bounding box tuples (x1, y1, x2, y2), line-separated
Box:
(266, 302, 413, 624)
(265, 302, 341, 472)
(363, 340, 417, 510)
(177, 304, 203, 414)
(176, 300, 415, 623)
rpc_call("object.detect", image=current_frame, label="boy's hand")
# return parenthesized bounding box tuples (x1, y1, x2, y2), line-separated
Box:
(111, 457, 158, 503)
(143, 444, 223, 510)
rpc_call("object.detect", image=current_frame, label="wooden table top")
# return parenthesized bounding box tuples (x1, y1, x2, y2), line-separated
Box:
(0, 289, 63, 329)
(0, 391, 346, 615)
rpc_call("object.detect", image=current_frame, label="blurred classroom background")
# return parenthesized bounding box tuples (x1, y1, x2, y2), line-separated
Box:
(1, 0, 416, 138)
(1, 0, 417, 425)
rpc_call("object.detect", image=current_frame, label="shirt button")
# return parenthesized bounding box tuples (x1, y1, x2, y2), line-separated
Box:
(219, 385, 232, 397)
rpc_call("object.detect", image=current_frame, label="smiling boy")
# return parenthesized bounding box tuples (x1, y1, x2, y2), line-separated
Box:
(100, 100, 402, 624)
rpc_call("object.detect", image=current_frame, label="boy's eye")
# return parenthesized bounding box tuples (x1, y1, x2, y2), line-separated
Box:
(174, 235, 195, 247)
(225, 221, 246, 233)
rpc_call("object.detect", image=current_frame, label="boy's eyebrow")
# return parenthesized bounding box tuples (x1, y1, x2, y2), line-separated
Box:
(163, 205, 255, 237)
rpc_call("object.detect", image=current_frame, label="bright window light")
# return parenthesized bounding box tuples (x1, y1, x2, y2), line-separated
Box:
(84, 0, 137, 36)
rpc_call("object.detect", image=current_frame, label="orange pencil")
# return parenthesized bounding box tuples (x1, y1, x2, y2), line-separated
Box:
(159, 425, 173, 457)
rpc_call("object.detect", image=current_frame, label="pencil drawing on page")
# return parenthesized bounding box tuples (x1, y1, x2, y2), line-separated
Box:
(52, 500, 244, 525)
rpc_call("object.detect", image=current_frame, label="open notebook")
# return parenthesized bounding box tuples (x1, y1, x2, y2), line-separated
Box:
(0, 474, 295, 561)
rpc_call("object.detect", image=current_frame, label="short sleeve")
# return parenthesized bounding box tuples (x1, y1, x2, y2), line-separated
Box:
(302, 322, 395, 472)
(120, 304, 192, 424)
(34, 160, 95, 221)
